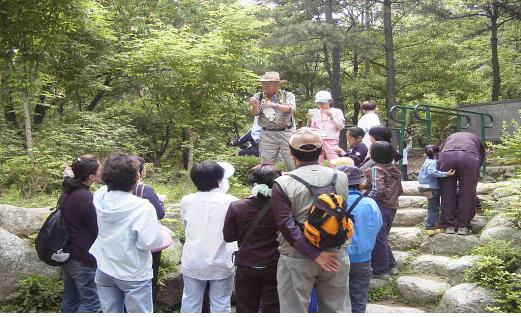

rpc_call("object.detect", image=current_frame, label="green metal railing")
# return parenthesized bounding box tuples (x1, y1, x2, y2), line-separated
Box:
(388, 104, 494, 177)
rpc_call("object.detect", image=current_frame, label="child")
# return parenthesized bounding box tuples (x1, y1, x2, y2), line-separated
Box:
(401, 137, 412, 181)
(180, 161, 238, 313)
(344, 166, 383, 312)
(308, 90, 345, 166)
(357, 100, 381, 152)
(363, 141, 403, 278)
(334, 127, 368, 167)
(418, 145, 455, 235)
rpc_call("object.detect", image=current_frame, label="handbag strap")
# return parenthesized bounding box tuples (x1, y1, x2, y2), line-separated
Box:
(238, 199, 272, 248)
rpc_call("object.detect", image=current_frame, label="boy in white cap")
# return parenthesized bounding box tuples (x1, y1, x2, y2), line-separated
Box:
(179, 161, 238, 313)
(308, 91, 345, 167)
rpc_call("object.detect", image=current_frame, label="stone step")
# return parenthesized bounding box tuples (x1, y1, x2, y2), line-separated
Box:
(394, 208, 426, 227)
(408, 254, 481, 285)
(436, 283, 495, 313)
(389, 227, 422, 251)
(393, 250, 411, 269)
(401, 181, 505, 196)
(396, 275, 450, 305)
(366, 303, 425, 313)
(420, 232, 480, 256)
(398, 196, 426, 209)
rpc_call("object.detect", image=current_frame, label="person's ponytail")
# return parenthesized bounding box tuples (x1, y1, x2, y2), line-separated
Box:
(62, 154, 99, 193)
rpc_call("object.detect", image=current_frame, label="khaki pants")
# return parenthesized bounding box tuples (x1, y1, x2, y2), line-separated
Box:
(259, 130, 295, 171)
(276, 254, 351, 313)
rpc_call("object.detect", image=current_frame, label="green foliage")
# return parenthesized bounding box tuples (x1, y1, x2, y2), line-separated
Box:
(490, 114, 521, 166)
(0, 274, 62, 313)
(157, 247, 182, 287)
(367, 279, 402, 302)
(466, 240, 521, 312)
(471, 240, 521, 272)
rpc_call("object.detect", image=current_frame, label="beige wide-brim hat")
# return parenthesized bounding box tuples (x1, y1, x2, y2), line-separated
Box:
(259, 71, 287, 83)
(290, 127, 323, 152)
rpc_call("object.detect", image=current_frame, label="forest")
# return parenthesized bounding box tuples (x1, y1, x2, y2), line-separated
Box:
(1, 0, 521, 204)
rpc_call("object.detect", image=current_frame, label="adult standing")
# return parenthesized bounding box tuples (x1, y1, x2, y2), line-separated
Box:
(357, 100, 381, 153)
(249, 72, 296, 171)
(438, 132, 485, 235)
(271, 127, 351, 313)
(60, 155, 102, 313)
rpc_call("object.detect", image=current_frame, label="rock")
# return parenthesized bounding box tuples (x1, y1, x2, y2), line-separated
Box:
(491, 186, 518, 200)
(0, 204, 51, 236)
(0, 227, 58, 301)
(393, 250, 411, 269)
(399, 196, 426, 209)
(436, 283, 495, 313)
(164, 203, 181, 212)
(156, 272, 184, 308)
(515, 267, 521, 275)
(368, 277, 391, 291)
(396, 275, 450, 304)
(389, 227, 422, 251)
(495, 195, 521, 211)
(420, 233, 480, 256)
(480, 226, 521, 244)
(484, 213, 515, 230)
(394, 208, 425, 227)
(411, 255, 450, 277)
(446, 256, 481, 285)
(366, 303, 425, 313)
(476, 182, 511, 195)
(470, 215, 488, 233)
(161, 211, 182, 232)
(401, 181, 421, 196)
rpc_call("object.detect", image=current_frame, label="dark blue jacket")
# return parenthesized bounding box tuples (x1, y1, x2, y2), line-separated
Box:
(133, 182, 165, 220)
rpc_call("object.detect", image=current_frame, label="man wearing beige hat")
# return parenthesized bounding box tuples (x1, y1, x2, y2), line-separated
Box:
(249, 71, 296, 170)
(270, 127, 351, 313)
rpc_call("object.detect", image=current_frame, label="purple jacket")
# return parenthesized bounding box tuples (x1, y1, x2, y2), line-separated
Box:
(441, 132, 486, 165)
(223, 196, 279, 267)
(61, 185, 98, 267)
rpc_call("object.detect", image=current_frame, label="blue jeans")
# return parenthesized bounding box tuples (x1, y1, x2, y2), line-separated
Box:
(371, 204, 396, 275)
(349, 261, 372, 313)
(181, 274, 234, 313)
(60, 259, 100, 313)
(308, 288, 318, 313)
(95, 269, 153, 313)
(425, 189, 440, 229)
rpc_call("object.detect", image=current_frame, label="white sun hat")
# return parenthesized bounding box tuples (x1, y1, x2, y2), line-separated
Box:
(217, 162, 235, 179)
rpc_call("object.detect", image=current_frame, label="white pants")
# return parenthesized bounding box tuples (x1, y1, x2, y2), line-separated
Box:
(180, 274, 234, 313)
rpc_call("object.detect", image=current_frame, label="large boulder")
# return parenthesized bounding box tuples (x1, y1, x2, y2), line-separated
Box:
(476, 182, 511, 195)
(366, 303, 425, 313)
(436, 283, 495, 313)
(156, 272, 184, 308)
(401, 181, 421, 196)
(495, 195, 521, 212)
(396, 275, 449, 305)
(490, 185, 518, 200)
(470, 215, 488, 233)
(389, 227, 422, 251)
(446, 256, 481, 285)
(0, 227, 58, 301)
(480, 226, 521, 244)
(394, 208, 425, 227)
(484, 213, 516, 230)
(410, 254, 450, 277)
(420, 233, 480, 256)
(0, 205, 51, 236)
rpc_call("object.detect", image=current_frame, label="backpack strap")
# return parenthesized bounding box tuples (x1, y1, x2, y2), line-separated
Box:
(139, 183, 145, 198)
(346, 192, 364, 218)
(329, 172, 338, 186)
(287, 174, 313, 191)
(238, 199, 272, 248)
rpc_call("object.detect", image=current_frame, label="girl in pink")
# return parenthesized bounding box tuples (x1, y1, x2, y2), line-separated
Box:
(308, 90, 345, 166)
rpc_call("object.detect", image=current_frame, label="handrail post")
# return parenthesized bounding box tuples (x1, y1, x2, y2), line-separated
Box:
(455, 116, 461, 132)
(425, 106, 431, 144)
(480, 114, 486, 178)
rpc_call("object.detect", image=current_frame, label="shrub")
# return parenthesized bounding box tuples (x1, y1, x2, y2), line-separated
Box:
(489, 114, 521, 165)
(0, 274, 63, 313)
(471, 240, 521, 272)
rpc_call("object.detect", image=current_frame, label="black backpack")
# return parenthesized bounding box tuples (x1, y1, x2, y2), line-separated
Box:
(35, 195, 71, 266)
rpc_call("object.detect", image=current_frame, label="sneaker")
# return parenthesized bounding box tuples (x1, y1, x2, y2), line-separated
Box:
(444, 227, 456, 234)
(457, 227, 471, 235)
(426, 228, 442, 236)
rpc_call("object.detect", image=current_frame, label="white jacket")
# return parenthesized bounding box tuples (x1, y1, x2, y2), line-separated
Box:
(89, 185, 163, 281)
(180, 189, 238, 280)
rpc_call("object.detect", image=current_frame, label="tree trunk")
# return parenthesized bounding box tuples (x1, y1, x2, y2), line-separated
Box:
(490, 1, 500, 101)
(2, 50, 16, 123)
(33, 94, 47, 125)
(383, 0, 397, 116)
(364, 0, 371, 75)
(186, 128, 198, 171)
(22, 90, 34, 160)
(86, 72, 112, 111)
(324, 0, 344, 113)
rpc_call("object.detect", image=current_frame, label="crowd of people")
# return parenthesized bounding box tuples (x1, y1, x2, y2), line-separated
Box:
(52, 71, 485, 313)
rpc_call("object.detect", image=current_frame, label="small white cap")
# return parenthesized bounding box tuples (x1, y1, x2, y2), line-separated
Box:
(217, 162, 235, 179)
(315, 90, 332, 103)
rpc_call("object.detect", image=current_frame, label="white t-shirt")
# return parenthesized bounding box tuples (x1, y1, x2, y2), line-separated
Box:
(357, 112, 381, 152)
(180, 190, 238, 280)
